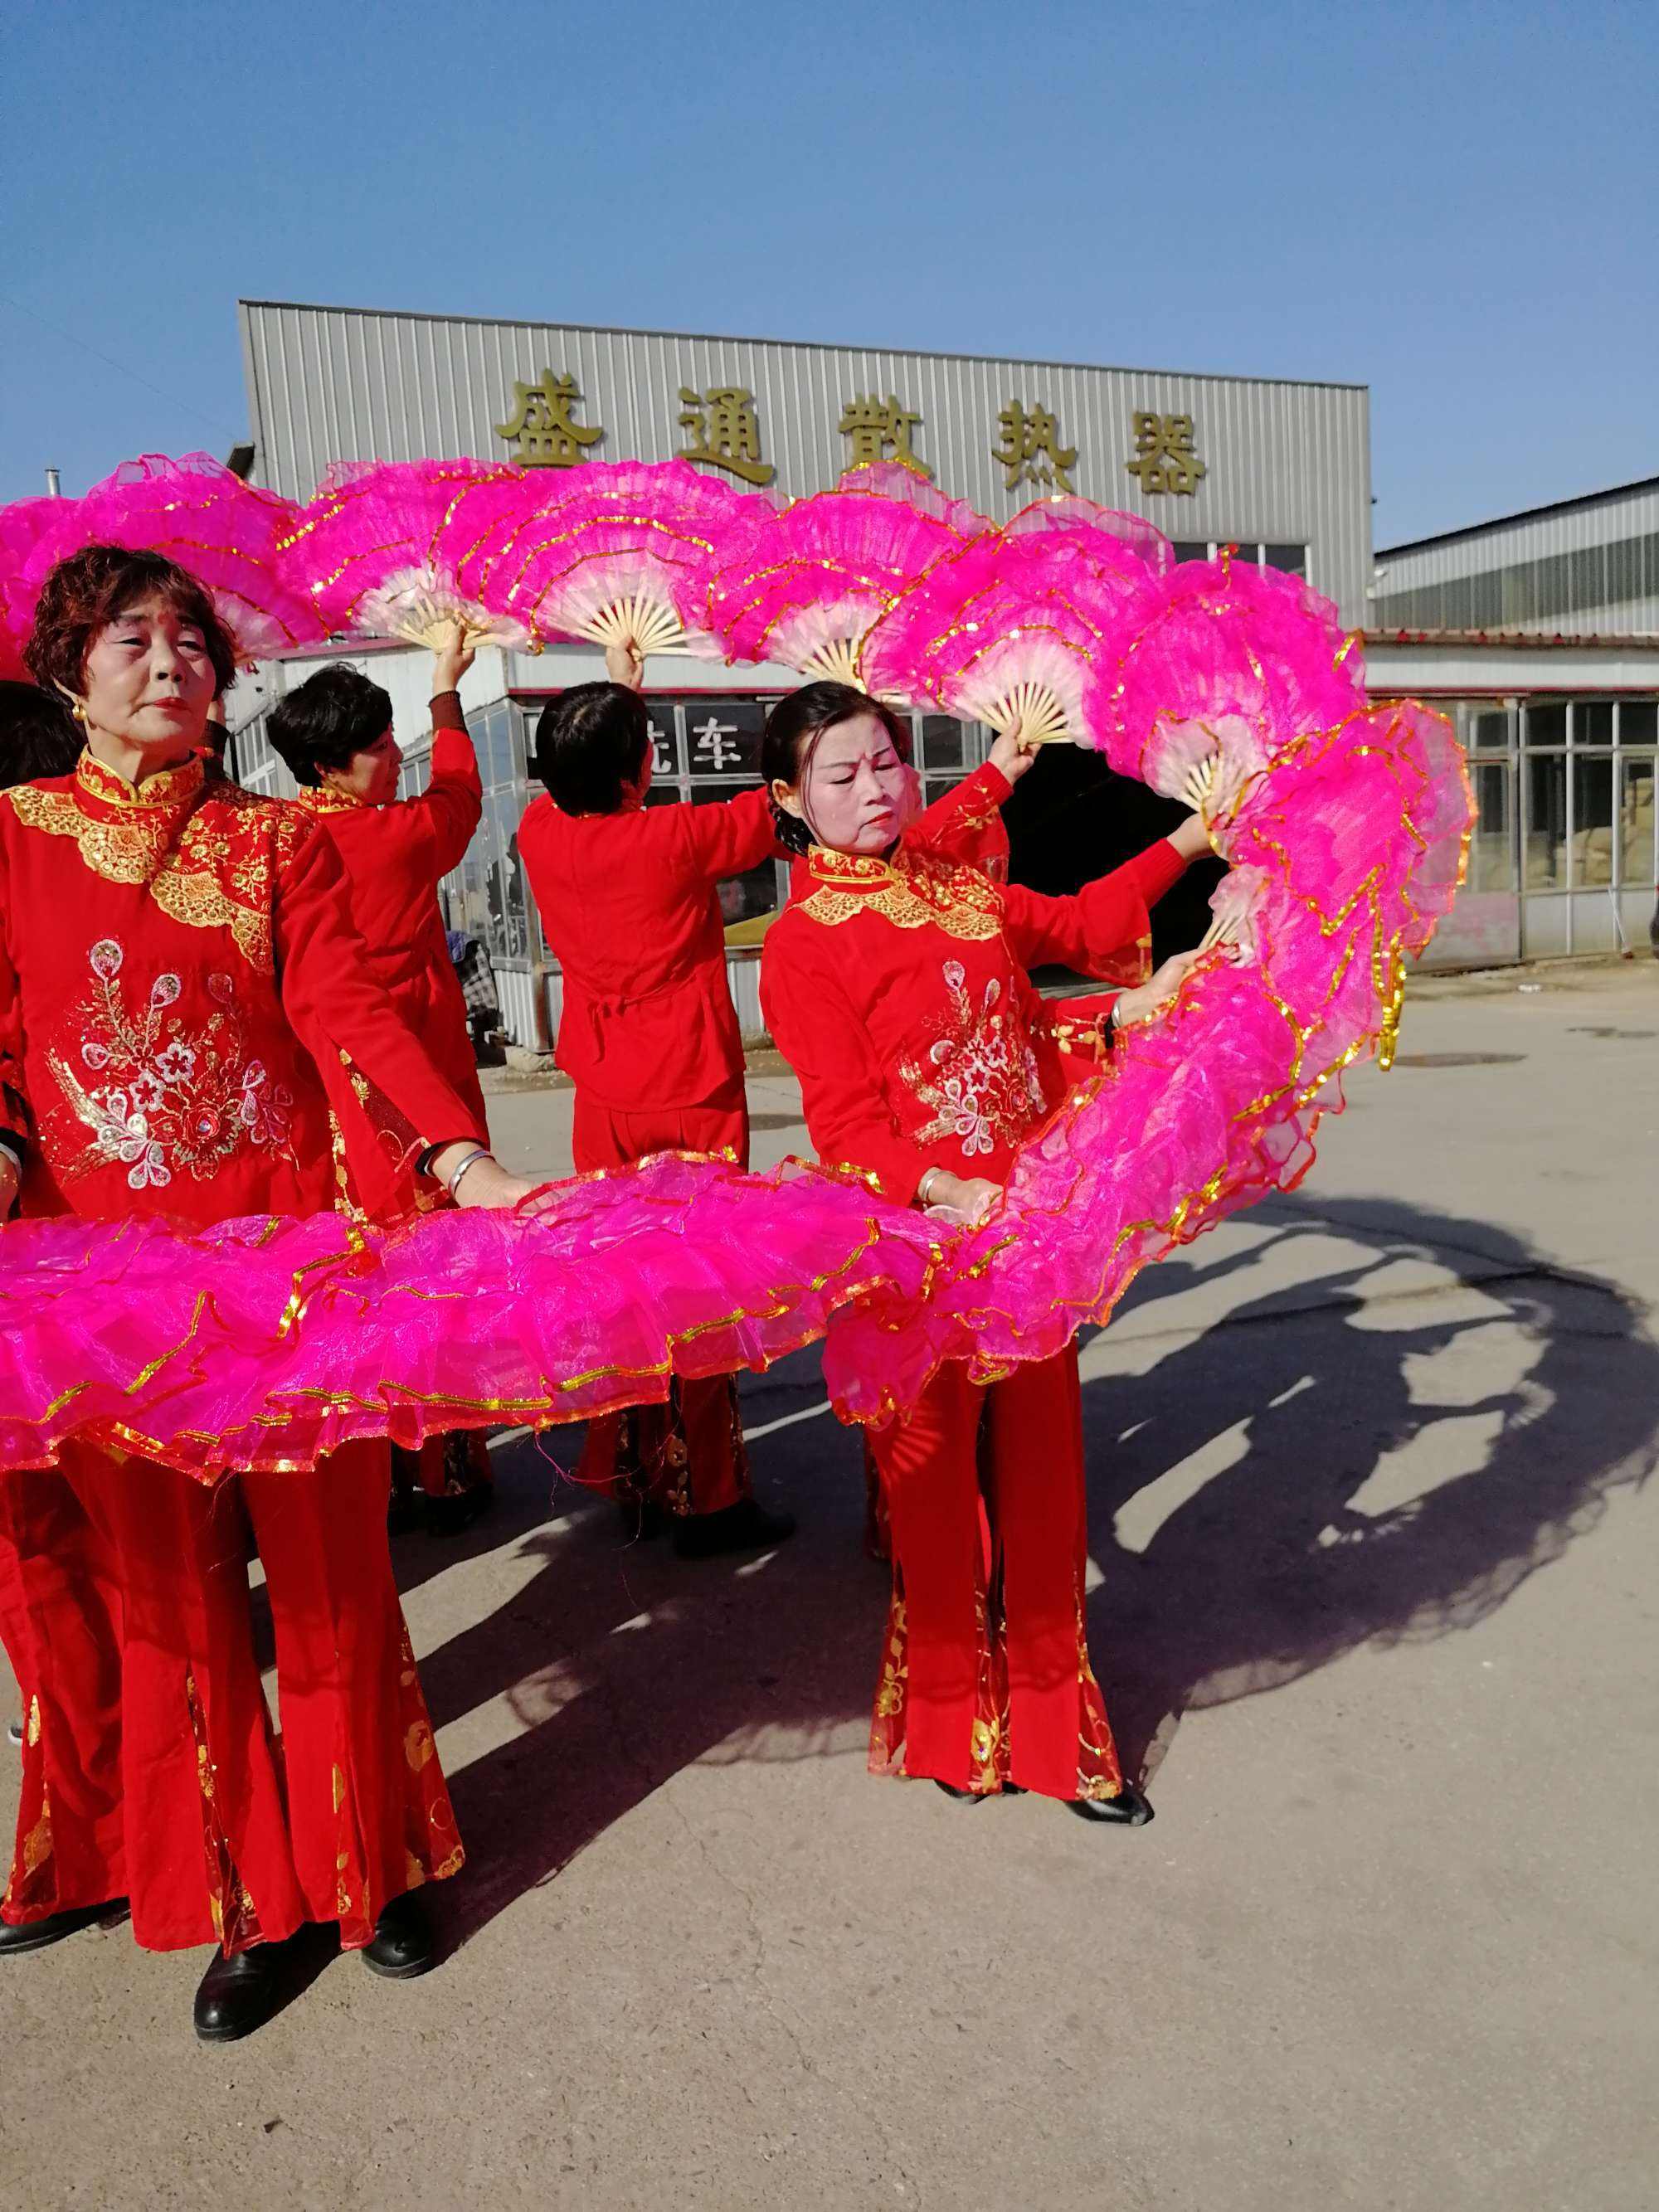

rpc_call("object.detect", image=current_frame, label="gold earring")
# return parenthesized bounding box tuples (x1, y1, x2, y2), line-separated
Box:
(71, 701, 87, 723)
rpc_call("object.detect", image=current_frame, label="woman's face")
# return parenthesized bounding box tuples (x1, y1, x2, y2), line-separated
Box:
(326, 728, 402, 806)
(774, 710, 916, 855)
(78, 594, 217, 762)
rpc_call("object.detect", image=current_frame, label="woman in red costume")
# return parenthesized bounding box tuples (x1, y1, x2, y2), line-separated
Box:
(760, 683, 1208, 1822)
(0, 546, 540, 2040)
(268, 629, 494, 1533)
(518, 646, 797, 1558)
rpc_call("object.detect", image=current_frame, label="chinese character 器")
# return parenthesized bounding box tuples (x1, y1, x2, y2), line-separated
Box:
(839, 394, 932, 477)
(1125, 411, 1207, 497)
(678, 386, 776, 486)
(992, 400, 1078, 494)
(494, 371, 604, 467)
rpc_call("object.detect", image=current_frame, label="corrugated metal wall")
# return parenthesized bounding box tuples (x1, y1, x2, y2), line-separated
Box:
(1370, 479, 1659, 636)
(239, 300, 1373, 624)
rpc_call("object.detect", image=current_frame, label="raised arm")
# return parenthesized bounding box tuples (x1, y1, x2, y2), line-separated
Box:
(1000, 815, 1207, 979)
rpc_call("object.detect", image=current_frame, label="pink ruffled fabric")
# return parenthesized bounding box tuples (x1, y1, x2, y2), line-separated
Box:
(0, 1156, 937, 1475)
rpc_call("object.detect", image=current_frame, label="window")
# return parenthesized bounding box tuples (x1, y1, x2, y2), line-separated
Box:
(1574, 753, 1615, 885)
(1467, 761, 1517, 893)
(1620, 757, 1656, 887)
(1525, 753, 1568, 888)
(1573, 700, 1613, 747)
(1262, 544, 1308, 578)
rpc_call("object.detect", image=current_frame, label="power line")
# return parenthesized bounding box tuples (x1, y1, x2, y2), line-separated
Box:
(2, 294, 243, 450)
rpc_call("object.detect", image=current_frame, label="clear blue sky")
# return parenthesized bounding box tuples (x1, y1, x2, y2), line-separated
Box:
(3, 0, 1652, 543)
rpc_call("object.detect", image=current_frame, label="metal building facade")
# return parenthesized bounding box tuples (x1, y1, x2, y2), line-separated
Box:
(237, 299, 1374, 624)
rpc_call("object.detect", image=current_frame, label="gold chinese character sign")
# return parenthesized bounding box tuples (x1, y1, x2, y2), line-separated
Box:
(839, 394, 932, 478)
(992, 399, 1077, 494)
(1125, 411, 1206, 496)
(678, 386, 775, 486)
(495, 371, 604, 467)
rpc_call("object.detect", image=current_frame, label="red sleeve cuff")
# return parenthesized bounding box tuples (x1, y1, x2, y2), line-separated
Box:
(430, 690, 467, 733)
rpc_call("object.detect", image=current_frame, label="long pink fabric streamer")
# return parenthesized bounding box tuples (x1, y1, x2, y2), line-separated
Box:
(0, 464, 1472, 1476)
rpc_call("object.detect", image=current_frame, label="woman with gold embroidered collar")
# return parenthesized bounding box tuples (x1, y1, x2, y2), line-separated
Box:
(759, 682, 1208, 1823)
(0, 544, 544, 2043)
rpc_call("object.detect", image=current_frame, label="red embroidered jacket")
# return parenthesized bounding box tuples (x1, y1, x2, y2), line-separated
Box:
(294, 690, 486, 1123)
(0, 752, 486, 1224)
(760, 821, 1185, 1204)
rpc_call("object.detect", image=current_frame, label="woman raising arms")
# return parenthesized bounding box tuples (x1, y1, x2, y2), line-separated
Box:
(759, 683, 1207, 1821)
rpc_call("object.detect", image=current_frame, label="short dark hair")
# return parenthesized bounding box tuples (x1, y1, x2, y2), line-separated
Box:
(267, 663, 394, 787)
(533, 683, 650, 815)
(25, 543, 239, 702)
(0, 680, 80, 791)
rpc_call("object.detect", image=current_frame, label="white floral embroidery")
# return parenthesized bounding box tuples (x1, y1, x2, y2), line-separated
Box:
(901, 958, 1047, 1159)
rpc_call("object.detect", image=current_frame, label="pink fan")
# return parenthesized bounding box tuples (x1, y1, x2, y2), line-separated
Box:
(834, 460, 990, 543)
(1093, 554, 1365, 829)
(0, 498, 63, 678)
(706, 483, 981, 689)
(861, 525, 1162, 744)
(1005, 494, 1175, 575)
(280, 459, 536, 650)
(468, 459, 774, 660)
(15, 454, 326, 666)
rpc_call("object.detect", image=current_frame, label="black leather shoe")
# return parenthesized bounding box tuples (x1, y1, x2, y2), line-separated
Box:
(0, 1899, 123, 1956)
(421, 1480, 494, 1539)
(934, 1781, 990, 1805)
(1068, 1785, 1154, 1827)
(193, 1941, 288, 2042)
(362, 1891, 437, 1981)
(672, 1499, 797, 1559)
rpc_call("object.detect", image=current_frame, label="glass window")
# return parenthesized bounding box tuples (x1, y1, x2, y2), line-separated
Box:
(1262, 544, 1307, 577)
(645, 703, 679, 780)
(1224, 542, 1262, 567)
(1525, 753, 1569, 888)
(1170, 540, 1207, 564)
(1574, 700, 1614, 748)
(645, 784, 683, 807)
(1618, 702, 1657, 748)
(1573, 753, 1614, 885)
(1619, 758, 1655, 887)
(1467, 761, 1517, 892)
(1524, 701, 1567, 748)
(1469, 702, 1514, 751)
(918, 715, 967, 770)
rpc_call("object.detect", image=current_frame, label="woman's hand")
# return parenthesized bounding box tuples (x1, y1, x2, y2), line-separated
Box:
(1112, 949, 1202, 1030)
(917, 1169, 1002, 1225)
(604, 641, 645, 692)
(431, 619, 477, 698)
(1169, 811, 1214, 863)
(987, 728, 1039, 788)
(427, 1144, 544, 1210)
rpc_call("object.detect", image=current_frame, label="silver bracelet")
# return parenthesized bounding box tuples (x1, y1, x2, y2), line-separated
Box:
(917, 1168, 943, 1208)
(445, 1145, 491, 1199)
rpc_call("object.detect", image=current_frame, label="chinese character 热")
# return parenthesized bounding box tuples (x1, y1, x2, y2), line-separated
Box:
(992, 399, 1078, 493)
(648, 718, 675, 778)
(690, 716, 743, 774)
(678, 386, 775, 486)
(1125, 411, 1206, 496)
(839, 394, 932, 477)
(494, 371, 604, 467)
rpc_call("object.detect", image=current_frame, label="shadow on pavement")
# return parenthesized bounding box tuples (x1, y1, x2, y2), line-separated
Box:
(413, 1193, 1657, 1947)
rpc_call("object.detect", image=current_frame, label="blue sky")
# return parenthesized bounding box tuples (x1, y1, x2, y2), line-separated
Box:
(2, 0, 1652, 542)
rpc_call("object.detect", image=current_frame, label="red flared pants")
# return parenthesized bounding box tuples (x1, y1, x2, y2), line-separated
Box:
(866, 1345, 1125, 1803)
(0, 1441, 462, 1955)
(571, 1082, 752, 1519)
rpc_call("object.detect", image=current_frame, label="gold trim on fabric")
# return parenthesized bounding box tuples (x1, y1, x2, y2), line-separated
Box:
(796, 846, 1003, 942)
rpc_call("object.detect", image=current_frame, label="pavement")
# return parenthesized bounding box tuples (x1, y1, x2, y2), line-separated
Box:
(2, 960, 1657, 2211)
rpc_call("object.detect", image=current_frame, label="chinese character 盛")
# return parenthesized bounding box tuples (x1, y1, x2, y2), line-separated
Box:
(678, 386, 775, 486)
(1125, 411, 1206, 497)
(992, 399, 1078, 494)
(839, 394, 932, 477)
(690, 717, 743, 774)
(494, 371, 603, 468)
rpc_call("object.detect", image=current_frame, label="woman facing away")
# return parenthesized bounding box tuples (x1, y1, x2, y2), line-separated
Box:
(0, 544, 543, 2042)
(759, 682, 1210, 1821)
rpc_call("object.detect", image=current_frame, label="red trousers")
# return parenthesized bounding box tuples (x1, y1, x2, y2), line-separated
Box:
(867, 1346, 1125, 1803)
(572, 1082, 752, 1519)
(0, 1442, 462, 1956)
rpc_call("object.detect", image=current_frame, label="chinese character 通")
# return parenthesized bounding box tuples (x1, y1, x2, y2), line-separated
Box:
(1125, 411, 1207, 496)
(678, 386, 776, 486)
(648, 717, 676, 778)
(992, 399, 1078, 493)
(839, 394, 932, 477)
(494, 371, 604, 467)
(690, 716, 744, 774)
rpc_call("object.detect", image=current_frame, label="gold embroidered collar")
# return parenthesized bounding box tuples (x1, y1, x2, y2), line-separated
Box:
(76, 750, 205, 816)
(792, 839, 1003, 941)
(296, 784, 369, 816)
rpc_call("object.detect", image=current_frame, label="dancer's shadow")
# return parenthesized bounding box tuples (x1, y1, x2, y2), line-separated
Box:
(1079, 1193, 1659, 1780)
(411, 1192, 1656, 1944)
